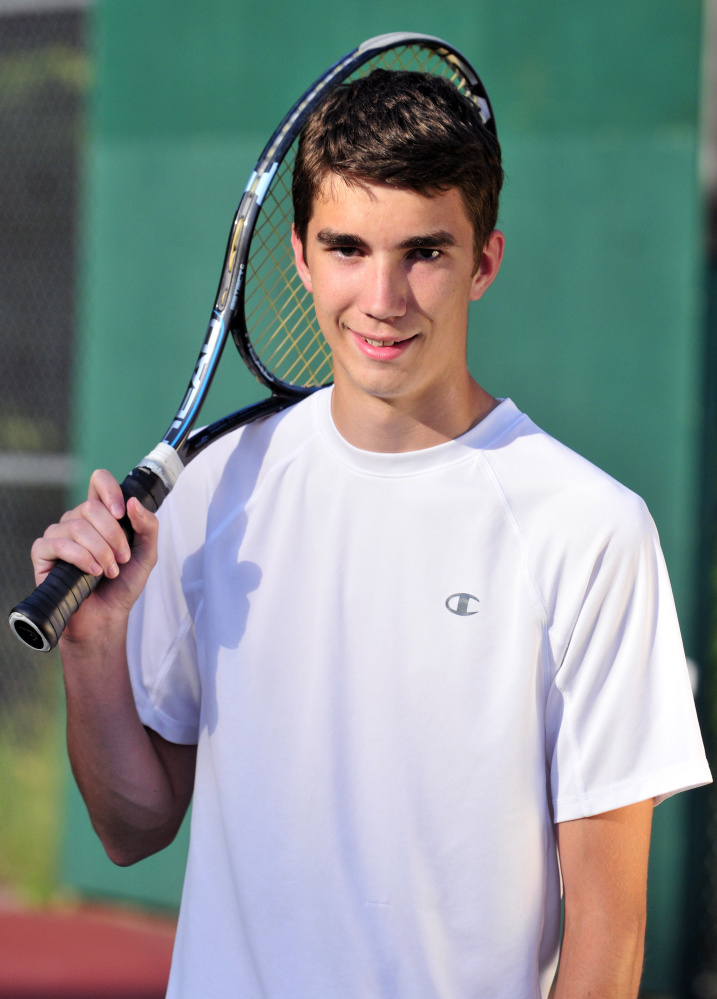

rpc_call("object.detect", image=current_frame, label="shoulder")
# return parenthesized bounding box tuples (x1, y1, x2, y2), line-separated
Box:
(157, 389, 325, 549)
(484, 403, 652, 547)
(482, 404, 660, 629)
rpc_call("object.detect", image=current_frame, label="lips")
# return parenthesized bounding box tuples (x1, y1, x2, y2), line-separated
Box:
(348, 329, 417, 361)
(348, 331, 417, 363)
(348, 327, 415, 347)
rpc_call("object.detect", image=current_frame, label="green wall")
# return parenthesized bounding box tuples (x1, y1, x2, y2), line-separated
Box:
(65, 0, 706, 990)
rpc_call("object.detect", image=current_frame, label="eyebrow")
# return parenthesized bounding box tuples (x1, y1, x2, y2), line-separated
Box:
(399, 230, 457, 250)
(316, 229, 366, 249)
(315, 228, 458, 250)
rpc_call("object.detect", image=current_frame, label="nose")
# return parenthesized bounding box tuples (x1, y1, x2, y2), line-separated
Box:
(358, 257, 407, 321)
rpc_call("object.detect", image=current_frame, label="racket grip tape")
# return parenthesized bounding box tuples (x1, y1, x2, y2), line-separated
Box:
(8, 465, 169, 653)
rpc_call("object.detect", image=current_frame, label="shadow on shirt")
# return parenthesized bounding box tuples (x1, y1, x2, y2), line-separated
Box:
(178, 412, 289, 736)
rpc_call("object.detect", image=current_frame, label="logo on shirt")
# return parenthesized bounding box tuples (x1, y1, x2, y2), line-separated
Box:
(445, 593, 480, 616)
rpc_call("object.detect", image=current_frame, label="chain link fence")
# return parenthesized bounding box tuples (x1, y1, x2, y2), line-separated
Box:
(0, 1, 89, 899)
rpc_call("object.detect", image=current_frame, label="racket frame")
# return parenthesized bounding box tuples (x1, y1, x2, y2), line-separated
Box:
(165, 31, 497, 468)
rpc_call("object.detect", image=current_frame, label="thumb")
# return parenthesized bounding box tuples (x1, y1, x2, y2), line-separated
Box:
(125, 497, 159, 572)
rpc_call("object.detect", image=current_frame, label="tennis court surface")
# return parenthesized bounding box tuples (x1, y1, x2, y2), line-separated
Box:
(0, 900, 176, 998)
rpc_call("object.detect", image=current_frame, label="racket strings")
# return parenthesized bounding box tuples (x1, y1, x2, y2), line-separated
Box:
(243, 45, 473, 390)
(245, 146, 332, 388)
(349, 45, 472, 97)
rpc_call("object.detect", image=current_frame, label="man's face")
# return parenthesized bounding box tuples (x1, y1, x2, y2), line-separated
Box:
(291, 176, 503, 425)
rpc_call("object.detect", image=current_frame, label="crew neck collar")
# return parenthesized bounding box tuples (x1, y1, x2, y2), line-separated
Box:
(311, 387, 523, 477)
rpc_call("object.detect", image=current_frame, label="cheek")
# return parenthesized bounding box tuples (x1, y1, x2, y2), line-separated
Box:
(311, 271, 355, 321)
(409, 269, 464, 316)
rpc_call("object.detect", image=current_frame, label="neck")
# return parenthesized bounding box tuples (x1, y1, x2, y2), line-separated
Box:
(330, 378, 498, 452)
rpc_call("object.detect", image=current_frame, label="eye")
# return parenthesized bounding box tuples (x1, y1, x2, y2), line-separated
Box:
(411, 248, 442, 262)
(333, 245, 362, 259)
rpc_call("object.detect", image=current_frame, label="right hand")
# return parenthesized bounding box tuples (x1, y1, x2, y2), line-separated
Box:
(30, 468, 159, 644)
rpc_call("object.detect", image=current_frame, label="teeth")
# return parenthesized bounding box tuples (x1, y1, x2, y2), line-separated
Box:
(365, 337, 396, 347)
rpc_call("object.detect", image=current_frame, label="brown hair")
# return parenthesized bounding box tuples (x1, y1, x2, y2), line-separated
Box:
(292, 69, 503, 263)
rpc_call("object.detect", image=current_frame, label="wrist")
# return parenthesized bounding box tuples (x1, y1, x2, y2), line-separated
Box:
(59, 613, 129, 665)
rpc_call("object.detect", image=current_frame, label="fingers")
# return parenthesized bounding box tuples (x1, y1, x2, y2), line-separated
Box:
(30, 467, 162, 600)
(88, 468, 126, 519)
(32, 532, 103, 583)
(61, 499, 129, 570)
(30, 469, 132, 586)
(32, 512, 125, 588)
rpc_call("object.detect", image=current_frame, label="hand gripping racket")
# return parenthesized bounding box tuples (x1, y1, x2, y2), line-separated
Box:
(9, 30, 497, 652)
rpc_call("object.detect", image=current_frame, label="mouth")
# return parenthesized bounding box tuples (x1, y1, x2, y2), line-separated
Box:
(346, 327, 417, 361)
(352, 330, 416, 347)
(363, 336, 402, 347)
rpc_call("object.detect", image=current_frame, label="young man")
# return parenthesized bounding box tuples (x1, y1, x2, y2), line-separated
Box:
(33, 71, 710, 998)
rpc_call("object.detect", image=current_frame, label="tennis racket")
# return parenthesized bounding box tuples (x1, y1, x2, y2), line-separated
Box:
(9, 30, 497, 652)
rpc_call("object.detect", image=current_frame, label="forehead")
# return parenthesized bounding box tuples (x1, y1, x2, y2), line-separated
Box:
(308, 175, 474, 241)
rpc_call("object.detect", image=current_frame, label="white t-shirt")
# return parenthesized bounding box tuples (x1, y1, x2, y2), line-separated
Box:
(127, 389, 711, 999)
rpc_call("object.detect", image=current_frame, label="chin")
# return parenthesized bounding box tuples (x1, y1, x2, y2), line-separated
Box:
(354, 383, 417, 406)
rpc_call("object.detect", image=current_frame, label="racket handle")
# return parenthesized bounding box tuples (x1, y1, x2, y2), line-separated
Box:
(8, 466, 169, 653)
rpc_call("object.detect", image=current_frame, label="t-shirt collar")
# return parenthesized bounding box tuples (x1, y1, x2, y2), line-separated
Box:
(312, 387, 523, 477)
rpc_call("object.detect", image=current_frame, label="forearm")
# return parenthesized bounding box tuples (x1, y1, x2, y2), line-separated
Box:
(31, 476, 193, 863)
(552, 801, 652, 999)
(551, 907, 645, 998)
(61, 622, 191, 865)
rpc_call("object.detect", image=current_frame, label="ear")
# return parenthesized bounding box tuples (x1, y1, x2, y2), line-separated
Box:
(291, 224, 313, 294)
(470, 230, 505, 301)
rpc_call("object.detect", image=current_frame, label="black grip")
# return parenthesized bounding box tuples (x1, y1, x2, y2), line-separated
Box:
(8, 465, 169, 653)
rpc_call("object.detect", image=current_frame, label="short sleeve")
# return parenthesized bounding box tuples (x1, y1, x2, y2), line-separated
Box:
(126, 497, 202, 746)
(546, 497, 711, 822)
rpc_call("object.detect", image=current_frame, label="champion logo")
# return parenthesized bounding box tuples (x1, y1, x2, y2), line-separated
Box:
(445, 593, 480, 616)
